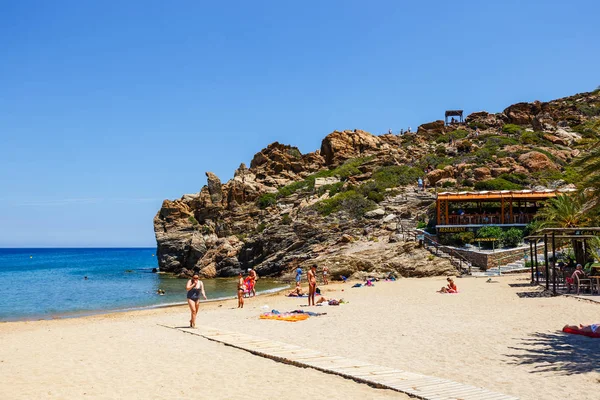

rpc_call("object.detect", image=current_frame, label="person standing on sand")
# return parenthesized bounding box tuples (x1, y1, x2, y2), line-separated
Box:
(296, 266, 303, 283)
(186, 273, 207, 328)
(248, 267, 258, 297)
(237, 272, 245, 308)
(308, 264, 317, 306)
(322, 265, 329, 285)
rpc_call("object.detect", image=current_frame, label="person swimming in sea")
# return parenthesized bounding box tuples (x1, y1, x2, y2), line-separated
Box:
(186, 273, 207, 328)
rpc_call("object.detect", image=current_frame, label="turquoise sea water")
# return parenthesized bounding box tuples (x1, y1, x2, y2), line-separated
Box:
(0, 248, 288, 322)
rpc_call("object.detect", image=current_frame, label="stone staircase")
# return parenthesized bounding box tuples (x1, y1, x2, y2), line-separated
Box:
(471, 256, 545, 277)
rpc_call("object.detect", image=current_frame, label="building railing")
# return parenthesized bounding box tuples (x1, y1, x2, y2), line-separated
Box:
(439, 213, 534, 226)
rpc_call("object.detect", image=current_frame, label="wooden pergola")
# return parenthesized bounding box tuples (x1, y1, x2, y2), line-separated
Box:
(436, 189, 576, 226)
(525, 228, 600, 295)
(445, 110, 463, 125)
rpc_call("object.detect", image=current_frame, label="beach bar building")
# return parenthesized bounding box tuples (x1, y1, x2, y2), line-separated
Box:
(435, 189, 576, 233)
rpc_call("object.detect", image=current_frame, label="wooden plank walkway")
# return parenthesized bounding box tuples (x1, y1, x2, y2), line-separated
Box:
(162, 325, 518, 400)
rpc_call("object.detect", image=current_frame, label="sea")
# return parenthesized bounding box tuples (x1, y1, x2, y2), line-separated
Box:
(0, 248, 289, 322)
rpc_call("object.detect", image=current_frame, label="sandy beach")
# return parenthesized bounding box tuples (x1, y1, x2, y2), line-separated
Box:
(1, 274, 599, 400)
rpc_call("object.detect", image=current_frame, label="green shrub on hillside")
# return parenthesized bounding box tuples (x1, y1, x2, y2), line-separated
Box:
(188, 216, 199, 226)
(498, 173, 529, 186)
(484, 135, 520, 148)
(456, 140, 472, 153)
(442, 180, 455, 188)
(474, 178, 522, 191)
(287, 148, 302, 159)
(520, 131, 543, 145)
(502, 124, 524, 135)
(578, 104, 600, 117)
(277, 156, 373, 198)
(314, 190, 376, 217)
(468, 121, 488, 130)
(257, 193, 277, 208)
(317, 182, 344, 197)
(572, 119, 600, 139)
(371, 165, 424, 188)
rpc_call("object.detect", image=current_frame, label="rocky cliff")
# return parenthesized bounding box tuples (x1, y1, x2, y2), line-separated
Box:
(154, 89, 600, 279)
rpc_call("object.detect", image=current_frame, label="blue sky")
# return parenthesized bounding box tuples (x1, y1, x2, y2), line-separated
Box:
(1, 0, 598, 247)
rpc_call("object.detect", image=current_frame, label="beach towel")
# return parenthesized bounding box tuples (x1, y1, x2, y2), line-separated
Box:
(352, 283, 362, 288)
(260, 313, 309, 322)
(562, 326, 600, 338)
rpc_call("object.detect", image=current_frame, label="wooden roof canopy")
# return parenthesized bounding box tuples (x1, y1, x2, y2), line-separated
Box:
(444, 110, 463, 117)
(445, 110, 464, 125)
(436, 189, 576, 202)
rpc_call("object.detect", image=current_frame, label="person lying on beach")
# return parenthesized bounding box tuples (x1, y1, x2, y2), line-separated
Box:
(316, 296, 343, 306)
(563, 323, 599, 334)
(438, 277, 458, 293)
(287, 282, 304, 297)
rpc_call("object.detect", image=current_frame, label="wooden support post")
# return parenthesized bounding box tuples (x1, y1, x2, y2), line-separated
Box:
(544, 234, 549, 290)
(534, 241, 540, 285)
(445, 200, 449, 225)
(529, 241, 534, 283)
(509, 199, 513, 224)
(552, 232, 557, 295)
(436, 199, 440, 226)
(501, 198, 505, 224)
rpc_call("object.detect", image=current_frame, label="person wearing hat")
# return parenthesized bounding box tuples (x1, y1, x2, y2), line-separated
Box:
(307, 264, 318, 306)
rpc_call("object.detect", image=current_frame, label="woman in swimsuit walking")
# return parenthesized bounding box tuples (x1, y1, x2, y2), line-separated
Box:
(186, 273, 207, 328)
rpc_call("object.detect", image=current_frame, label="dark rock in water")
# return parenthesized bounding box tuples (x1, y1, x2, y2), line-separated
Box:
(152, 268, 158, 273)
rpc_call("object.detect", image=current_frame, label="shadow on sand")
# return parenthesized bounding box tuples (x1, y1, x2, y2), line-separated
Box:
(506, 331, 600, 375)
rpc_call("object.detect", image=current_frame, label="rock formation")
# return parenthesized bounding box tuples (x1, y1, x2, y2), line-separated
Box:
(154, 89, 600, 279)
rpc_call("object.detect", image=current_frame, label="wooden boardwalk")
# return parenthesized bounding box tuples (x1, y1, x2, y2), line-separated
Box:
(162, 325, 518, 400)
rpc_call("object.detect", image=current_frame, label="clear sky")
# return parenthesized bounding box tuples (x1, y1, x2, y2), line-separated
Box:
(1, 0, 598, 247)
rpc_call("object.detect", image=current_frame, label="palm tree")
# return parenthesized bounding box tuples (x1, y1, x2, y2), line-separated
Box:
(573, 144, 600, 212)
(535, 193, 592, 229)
(535, 193, 593, 264)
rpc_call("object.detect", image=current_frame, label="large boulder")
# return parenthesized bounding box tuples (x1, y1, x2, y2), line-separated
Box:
(518, 151, 559, 172)
(320, 130, 383, 166)
(417, 120, 446, 138)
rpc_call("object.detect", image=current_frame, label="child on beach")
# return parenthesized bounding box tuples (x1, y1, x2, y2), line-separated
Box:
(438, 277, 458, 293)
(323, 265, 329, 285)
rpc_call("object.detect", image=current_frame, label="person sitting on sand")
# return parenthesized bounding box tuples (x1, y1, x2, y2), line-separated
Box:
(287, 281, 304, 297)
(563, 323, 599, 334)
(438, 277, 458, 293)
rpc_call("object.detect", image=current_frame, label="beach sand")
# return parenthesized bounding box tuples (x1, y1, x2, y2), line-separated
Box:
(1, 274, 599, 400)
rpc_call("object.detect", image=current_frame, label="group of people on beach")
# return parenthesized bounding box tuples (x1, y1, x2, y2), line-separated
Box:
(237, 268, 258, 308)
